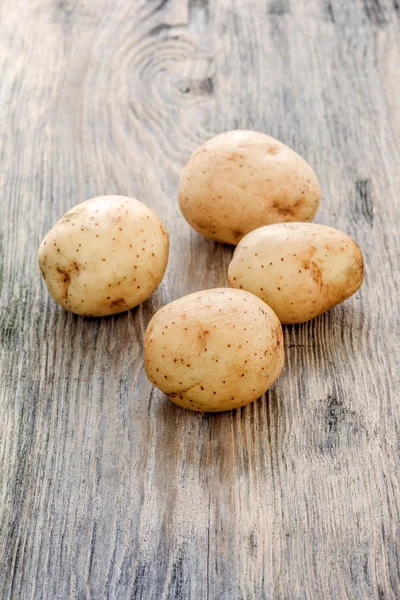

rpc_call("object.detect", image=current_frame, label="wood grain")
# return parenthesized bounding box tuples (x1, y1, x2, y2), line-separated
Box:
(0, 0, 399, 598)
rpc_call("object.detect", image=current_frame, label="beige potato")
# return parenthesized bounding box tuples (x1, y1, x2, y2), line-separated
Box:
(38, 195, 169, 316)
(144, 288, 284, 412)
(178, 130, 321, 245)
(228, 223, 364, 324)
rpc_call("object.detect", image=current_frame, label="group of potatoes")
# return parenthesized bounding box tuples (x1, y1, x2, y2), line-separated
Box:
(39, 131, 364, 412)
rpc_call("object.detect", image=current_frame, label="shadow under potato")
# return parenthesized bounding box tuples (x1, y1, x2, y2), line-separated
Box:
(58, 292, 160, 331)
(151, 386, 279, 478)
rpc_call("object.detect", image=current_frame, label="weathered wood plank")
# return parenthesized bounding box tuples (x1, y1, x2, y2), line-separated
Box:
(0, 0, 399, 598)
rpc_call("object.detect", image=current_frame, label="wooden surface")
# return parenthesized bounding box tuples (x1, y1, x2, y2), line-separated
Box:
(0, 0, 399, 598)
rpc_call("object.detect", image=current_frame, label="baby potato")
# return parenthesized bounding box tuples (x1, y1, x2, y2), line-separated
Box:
(38, 195, 169, 316)
(144, 288, 284, 412)
(178, 130, 321, 245)
(228, 223, 364, 324)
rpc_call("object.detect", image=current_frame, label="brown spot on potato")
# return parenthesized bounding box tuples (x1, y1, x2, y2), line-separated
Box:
(58, 208, 83, 223)
(267, 145, 279, 155)
(56, 267, 71, 299)
(299, 245, 317, 262)
(271, 201, 292, 216)
(110, 298, 126, 309)
(197, 328, 210, 350)
(160, 224, 168, 239)
(309, 260, 323, 287)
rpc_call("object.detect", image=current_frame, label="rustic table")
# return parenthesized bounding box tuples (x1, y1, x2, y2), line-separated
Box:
(1, 1, 399, 598)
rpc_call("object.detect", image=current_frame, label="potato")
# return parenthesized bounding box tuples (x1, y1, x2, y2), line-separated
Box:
(178, 130, 321, 245)
(38, 195, 169, 316)
(144, 288, 284, 412)
(228, 223, 364, 324)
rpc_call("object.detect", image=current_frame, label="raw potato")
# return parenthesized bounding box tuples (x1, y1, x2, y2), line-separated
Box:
(144, 288, 284, 412)
(38, 195, 169, 316)
(228, 223, 364, 324)
(178, 130, 321, 245)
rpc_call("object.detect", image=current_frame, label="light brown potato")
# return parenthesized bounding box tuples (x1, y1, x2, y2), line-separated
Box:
(228, 223, 364, 324)
(38, 195, 169, 316)
(144, 288, 284, 412)
(178, 130, 321, 245)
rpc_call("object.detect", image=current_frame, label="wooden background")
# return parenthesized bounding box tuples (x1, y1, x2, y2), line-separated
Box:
(0, 0, 399, 598)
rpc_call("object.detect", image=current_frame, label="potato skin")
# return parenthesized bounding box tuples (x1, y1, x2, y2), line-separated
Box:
(178, 130, 321, 245)
(38, 195, 169, 316)
(228, 223, 364, 324)
(144, 288, 284, 412)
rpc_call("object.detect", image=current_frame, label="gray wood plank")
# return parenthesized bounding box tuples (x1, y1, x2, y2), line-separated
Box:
(0, 0, 399, 598)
